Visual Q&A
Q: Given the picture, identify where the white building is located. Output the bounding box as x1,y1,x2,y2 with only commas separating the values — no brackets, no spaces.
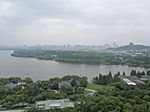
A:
123,78,136,85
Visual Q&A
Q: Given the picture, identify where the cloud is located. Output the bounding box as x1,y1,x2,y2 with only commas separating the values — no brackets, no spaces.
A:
0,0,150,45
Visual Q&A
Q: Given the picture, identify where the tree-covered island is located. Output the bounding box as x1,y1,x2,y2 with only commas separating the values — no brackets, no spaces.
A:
11,49,150,67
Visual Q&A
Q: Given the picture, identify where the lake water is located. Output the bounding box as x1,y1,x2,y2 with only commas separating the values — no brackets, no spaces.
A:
0,50,149,81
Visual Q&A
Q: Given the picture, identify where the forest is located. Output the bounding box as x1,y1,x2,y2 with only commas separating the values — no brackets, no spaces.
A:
0,70,150,112
12,49,150,67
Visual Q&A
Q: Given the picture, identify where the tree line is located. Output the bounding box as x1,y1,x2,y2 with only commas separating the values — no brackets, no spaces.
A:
12,49,150,67
130,70,150,77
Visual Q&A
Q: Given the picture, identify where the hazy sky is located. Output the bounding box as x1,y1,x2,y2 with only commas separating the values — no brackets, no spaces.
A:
0,0,150,45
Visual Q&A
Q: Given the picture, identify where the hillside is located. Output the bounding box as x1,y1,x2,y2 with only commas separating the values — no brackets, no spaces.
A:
114,43,150,51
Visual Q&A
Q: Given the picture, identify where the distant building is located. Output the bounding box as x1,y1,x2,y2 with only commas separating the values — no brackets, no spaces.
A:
112,42,119,48
17,80,26,86
123,78,136,85
36,99,74,110
128,76,145,84
58,81,71,89
129,42,134,46
140,75,150,81
132,80,145,84
12,102,29,109
0,105,7,111
4,83,18,91
0,110,24,112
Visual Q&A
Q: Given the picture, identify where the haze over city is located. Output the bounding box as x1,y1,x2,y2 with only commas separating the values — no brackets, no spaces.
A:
1,1,150,112
0,0,150,45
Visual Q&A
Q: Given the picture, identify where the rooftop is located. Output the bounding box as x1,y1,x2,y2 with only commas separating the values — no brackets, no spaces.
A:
36,99,74,110
123,78,136,85
4,83,18,90
0,110,24,112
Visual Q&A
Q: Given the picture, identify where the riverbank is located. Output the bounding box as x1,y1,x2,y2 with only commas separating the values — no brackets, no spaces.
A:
0,50,149,81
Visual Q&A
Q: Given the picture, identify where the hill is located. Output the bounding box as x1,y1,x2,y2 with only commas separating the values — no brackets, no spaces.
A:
114,43,150,51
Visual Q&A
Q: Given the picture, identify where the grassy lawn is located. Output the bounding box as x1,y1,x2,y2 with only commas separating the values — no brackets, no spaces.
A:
84,89,93,94
87,83,103,91
86,83,115,92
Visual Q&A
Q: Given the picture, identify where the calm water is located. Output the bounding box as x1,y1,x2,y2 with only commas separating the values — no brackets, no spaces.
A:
0,50,149,81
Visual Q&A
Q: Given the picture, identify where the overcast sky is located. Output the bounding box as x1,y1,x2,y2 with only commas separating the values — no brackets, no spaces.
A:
0,0,150,45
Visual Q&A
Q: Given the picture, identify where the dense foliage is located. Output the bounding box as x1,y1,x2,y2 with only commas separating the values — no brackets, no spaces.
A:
12,49,150,67
93,71,120,85
0,75,88,107
0,72,150,112
130,70,150,77
28,81,150,112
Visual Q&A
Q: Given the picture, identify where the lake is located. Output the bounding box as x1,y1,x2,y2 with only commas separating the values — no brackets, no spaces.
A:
0,50,149,81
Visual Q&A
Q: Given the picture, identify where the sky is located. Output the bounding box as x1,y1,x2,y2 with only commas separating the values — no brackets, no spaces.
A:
0,0,150,46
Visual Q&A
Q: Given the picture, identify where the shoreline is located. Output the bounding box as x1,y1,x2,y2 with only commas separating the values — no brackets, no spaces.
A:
11,54,150,68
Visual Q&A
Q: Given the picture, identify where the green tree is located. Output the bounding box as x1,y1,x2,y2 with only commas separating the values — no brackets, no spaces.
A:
0,86,5,99
130,70,136,76
147,70,150,76
60,85,74,95
123,72,126,76
123,103,133,112
80,76,88,87
24,77,33,84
